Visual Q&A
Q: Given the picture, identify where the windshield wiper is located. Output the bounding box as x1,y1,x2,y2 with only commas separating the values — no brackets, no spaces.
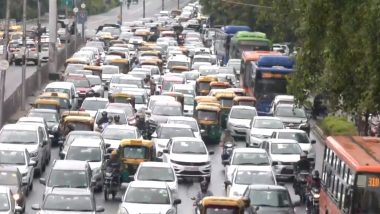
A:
254,204,276,207
88,160,101,162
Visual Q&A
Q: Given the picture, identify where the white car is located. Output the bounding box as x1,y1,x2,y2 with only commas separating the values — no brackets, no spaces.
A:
94,108,128,130
167,116,201,139
162,137,213,181
270,129,316,163
269,95,295,115
120,181,181,214
102,125,141,149
183,94,195,117
247,116,285,147
102,65,120,85
134,162,178,194
225,166,277,198
86,75,105,97
260,139,303,179
224,148,271,182
44,81,78,109
227,106,257,139
170,84,195,97
80,97,109,117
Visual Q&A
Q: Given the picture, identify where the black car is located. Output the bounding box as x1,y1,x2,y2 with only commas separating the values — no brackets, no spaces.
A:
243,184,300,214
0,166,28,213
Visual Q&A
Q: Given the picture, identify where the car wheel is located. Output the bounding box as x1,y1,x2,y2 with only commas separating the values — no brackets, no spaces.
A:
29,180,33,191
41,160,46,172
104,189,109,201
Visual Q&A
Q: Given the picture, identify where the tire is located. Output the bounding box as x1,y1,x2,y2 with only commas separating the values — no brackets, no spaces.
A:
104,189,109,201
29,180,33,191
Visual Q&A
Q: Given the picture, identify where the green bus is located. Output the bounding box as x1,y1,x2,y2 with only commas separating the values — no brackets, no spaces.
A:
229,31,272,59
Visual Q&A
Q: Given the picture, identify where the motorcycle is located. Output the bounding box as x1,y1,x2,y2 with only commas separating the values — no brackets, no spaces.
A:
221,142,235,166
103,170,120,201
294,171,310,204
191,197,201,214
307,187,320,214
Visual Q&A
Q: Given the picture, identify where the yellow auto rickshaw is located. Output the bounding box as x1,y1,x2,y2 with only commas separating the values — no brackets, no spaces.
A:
61,115,94,136
198,197,250,214
32,99,60,112
109,58,129,74
194,96,218,114
117,139,155,182
209,81,231,90
84,65,103,78
38,92,72,112
65,57,90,67
134,30,151,41
110,92,136,108
171,65,189,73
195,103,222,144
162,92,184,111
61,111,91,121
196,76,218,96
226,88,246,96
214,91,236,129
233,96,256,107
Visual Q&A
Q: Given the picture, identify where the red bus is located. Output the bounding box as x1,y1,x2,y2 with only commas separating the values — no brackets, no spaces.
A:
320,136,380,214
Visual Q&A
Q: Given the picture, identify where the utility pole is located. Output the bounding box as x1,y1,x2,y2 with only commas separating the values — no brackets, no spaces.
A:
120,0,123,25
162,0,164,10
73,7,78,50
177,0,180,10
3,0,10,60
0,60,9,128
37,0,42,89
48,0,58,80
81,3,86,41
21,0,27,111
143,0,146,18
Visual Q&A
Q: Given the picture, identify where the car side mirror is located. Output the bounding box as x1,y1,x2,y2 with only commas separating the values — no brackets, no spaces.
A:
163,148,169,154
208,150,214,155
31,204,41,210
222,160,230,165
311,140,316,144
105,143,111,148
96,206,105,212
59,152,65,159
28,160,37,167
272,161,278,166
39,178,46,185
224,180,232,186
173,198,182,205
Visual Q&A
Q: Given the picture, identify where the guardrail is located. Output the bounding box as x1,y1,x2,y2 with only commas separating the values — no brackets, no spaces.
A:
1,35,83,126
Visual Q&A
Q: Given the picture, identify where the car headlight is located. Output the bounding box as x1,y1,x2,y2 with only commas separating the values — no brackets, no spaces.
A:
166,209,175,214
251,134,263,138
13,193,20,201
299,123,309,128
118,207,129,214
29,151,38,157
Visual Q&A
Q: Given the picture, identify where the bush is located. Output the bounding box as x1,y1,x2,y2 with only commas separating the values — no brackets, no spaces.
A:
320,116,358,136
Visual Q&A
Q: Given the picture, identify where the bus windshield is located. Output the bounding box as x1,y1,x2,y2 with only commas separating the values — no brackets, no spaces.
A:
255,78,287,99
354,174,380,213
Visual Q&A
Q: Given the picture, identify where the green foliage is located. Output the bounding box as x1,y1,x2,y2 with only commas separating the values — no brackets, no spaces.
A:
320,116,357,136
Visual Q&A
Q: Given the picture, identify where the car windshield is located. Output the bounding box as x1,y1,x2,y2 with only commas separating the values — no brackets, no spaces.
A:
159,127,194,139
137,166,175,181
119,79,142,88
248,189,291,207
232,153,269,165
0,151,25,165
0,130,37,144
102,127,136,140
96,112,127,124
68,79,90,88
66,147,101,162
152,105,182,116
253,119,284,129
86,76,101,85
235,171,275,185
134,95,146,104
167,120,198,132
0,171,18,186
123,146,148,159
45,88,70,96
48,170,88,188
278,132,310,144
230,109,257,119
172,141,207,154
103,67,119,74
28,112,58,122
81,100,108,111
125,187,170,204
0,193,10,211
43,195,93,211
184,96,194,105
163,80,182,91
198,110,217,120
271,143,302,155
275,107,306,118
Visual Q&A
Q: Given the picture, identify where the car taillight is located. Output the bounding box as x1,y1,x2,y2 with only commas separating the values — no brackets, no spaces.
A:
30,48,36,51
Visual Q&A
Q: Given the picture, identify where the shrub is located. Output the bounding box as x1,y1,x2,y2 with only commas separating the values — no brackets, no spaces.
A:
320,116,358,136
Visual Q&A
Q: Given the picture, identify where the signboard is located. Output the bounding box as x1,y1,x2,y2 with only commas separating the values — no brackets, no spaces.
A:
0,60,9,71
77,11,87,24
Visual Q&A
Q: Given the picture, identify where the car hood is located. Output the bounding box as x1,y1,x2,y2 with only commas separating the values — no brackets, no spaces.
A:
170,153,209,163
104,139,121,150
271,154,300,162
255,206,294,214
150,115,171,124
121,203,172,214
251,128,279,137
84,110,97,118
39,211,94,214
228,118,250,128
229,184,248,197
277,116,306,124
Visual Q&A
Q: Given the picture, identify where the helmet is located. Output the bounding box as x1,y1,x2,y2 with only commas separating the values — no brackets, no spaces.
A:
300,152,307,159
200,180,208,192
114,115,120,122
102,111,108,117
111,150,118,159
312,170,320,179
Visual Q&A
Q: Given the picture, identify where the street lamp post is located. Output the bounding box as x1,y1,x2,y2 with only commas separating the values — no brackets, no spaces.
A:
73,7,79,50
143,0,146,18
81,3,86,41
119,0,123,25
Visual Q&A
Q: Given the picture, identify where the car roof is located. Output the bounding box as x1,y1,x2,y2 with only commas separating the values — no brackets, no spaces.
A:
274,129,307,134
154,101,181,106
268,139,299,144
159,124,192,129
49,188,92,196
254,116,282,120
46,81,74,89
70,140,102,148
18,117,45,123
233,148,267,154
0,144,27,152
236,165,273,172
53,160,89,170
139,162,172,168
129,181,168,189
68,131,101,136
2,123,39,131
104,124,137,131
171,137,203,142
247,184,287,191
167,116,196,122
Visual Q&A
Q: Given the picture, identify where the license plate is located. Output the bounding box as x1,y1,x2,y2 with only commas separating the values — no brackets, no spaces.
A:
184,166,198,171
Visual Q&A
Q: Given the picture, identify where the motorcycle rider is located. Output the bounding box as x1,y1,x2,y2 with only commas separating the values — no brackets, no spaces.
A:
97,111,109,127
306,170,321,211
293,153,312,195
113,115,121,125
144,74,156,95
195,180,213,205
220,129,235,161
106,150,123,183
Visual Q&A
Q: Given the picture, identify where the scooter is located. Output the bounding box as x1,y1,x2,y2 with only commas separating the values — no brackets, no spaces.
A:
221,142,235,166
308,187,320,214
